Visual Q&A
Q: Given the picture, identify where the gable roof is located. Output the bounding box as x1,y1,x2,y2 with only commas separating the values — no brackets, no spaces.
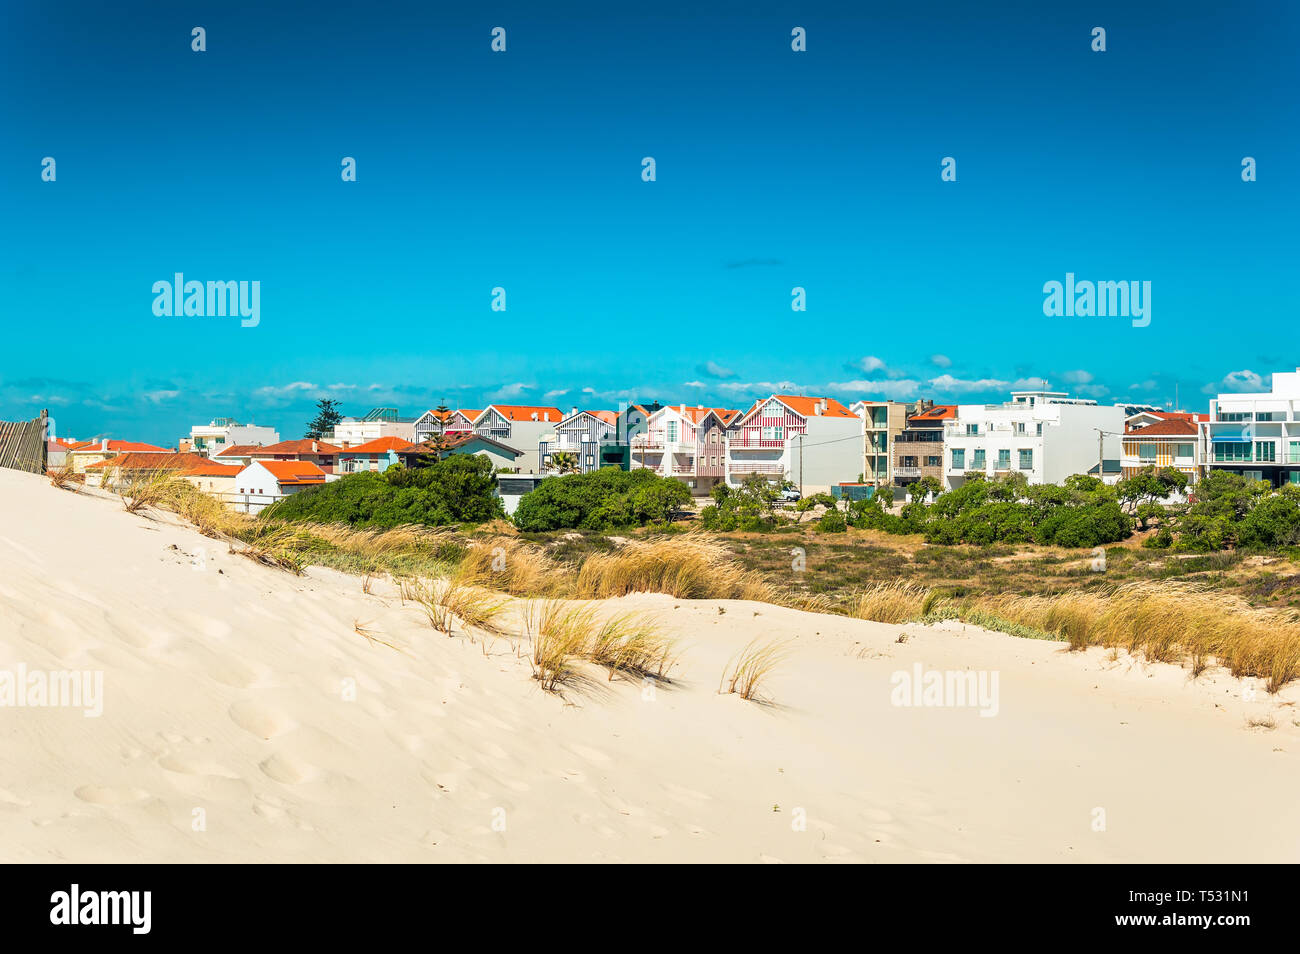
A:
86,452,207,471
1126,419,1199,436
481,405,564,423
250,439,343,456
184,462,244,477
68,440,173,454
440,432,523,457
909,404,958,422
733,395,857,428
338,437,426,455
212,444,264,459
250,460,327,485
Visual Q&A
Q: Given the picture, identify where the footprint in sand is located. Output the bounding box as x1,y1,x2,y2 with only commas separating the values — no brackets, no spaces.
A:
74,785,152,806
258,753,318,785
0,788,32,809
228,700,296,740
158,755,241,779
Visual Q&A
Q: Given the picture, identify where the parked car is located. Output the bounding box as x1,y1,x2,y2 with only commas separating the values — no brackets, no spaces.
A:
779,488,801,502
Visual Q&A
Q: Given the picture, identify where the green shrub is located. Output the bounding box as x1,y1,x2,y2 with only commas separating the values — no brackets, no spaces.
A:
512,468,691,532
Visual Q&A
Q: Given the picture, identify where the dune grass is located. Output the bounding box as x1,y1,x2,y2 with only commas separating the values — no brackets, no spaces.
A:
719,638,791,702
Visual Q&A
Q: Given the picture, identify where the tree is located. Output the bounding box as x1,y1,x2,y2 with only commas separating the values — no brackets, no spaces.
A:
908,475,943,503
306,399,343,440
551,451,580,475
420,403,455,459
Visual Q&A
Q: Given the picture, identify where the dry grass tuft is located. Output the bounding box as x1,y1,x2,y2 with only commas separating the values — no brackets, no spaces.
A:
47,464,84,492
719,638,791,702
851,582,931,625
574,536,775,602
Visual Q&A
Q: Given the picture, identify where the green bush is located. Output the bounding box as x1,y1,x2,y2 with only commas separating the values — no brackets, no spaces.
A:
263,454,504,528
512,468,691,532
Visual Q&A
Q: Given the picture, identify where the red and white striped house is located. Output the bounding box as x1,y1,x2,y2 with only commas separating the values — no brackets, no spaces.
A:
630,405,740,495
725,395,861,493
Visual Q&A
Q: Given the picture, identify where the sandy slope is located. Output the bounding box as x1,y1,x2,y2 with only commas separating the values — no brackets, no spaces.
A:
1,467,1299,863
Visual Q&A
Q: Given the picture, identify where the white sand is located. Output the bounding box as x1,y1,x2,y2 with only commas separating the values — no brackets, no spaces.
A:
2,466,1298,863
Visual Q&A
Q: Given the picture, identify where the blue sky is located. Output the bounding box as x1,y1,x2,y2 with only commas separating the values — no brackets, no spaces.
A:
2,0,1296,445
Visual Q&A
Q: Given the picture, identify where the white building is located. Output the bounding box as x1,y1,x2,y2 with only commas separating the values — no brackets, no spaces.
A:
1202,369,1300,487
724,395,861,494
943,391,1125,489
188,418,279,457
330,408,416,449
229,460,328,514
629,404,739,495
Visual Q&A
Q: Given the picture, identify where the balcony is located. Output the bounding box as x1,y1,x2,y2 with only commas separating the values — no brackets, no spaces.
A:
730,461,786,475
894,466,921,478
729,438,787,449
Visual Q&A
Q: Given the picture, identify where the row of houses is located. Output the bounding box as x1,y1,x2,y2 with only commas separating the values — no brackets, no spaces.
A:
57,368,1300,515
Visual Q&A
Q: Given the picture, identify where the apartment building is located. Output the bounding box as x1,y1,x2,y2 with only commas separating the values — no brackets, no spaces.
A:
943,390,1124,489
1201,369,1300,486
187,418,279,457
473,405,563,473
725,395,860,494
893,403,956,492
629,405,740,495
850,401,910,486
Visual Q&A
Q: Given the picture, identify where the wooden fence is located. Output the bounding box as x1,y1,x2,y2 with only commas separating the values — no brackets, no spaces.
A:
0,410,48,475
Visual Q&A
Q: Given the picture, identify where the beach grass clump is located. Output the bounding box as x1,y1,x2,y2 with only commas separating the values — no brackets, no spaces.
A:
47,464,84,492
573,536,775,602
719,638,791,702
850,581,932,625
528,601,595,692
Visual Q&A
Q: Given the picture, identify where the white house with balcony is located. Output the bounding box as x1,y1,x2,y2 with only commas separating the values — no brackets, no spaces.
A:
1201,369,1300,487
330,408,416,448
943,391,1124,489
187,418,279,457
724,395,860,494
539,409,619,474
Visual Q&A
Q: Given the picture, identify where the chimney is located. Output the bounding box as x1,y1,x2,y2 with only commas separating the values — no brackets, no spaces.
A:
570,406,578,418
101,438,108,451
311,441,318,453
531,411,538,421
820,398,829,413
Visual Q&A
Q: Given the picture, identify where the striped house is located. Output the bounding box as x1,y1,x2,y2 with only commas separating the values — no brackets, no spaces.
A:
630,405,740,494
540,409,619,474
1121,417,1202,481
473,406,563,473
413,408,482,444
725,395,860,494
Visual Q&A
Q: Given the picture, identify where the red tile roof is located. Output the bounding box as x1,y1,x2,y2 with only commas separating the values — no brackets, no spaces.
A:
770,395,857,420
483,405,564,423
1126,419,1199,436
909,404,958,421
69,440,173,453
184,462,244,477
86,452,207,471
250,439,343,456
338,437,426,455
253,460,327,485
212,444,264,459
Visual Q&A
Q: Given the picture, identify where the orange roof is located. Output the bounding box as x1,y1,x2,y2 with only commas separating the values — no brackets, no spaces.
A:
251,439,343,456
184,462,244,477
69,440,173,453
909,404,958,422
212,444,264,458
1126,419,1199,436
744,395,857,421
452,409,482,422
87,452,207,471
483,405,564,423
675,405,741,425
338,437,425,455
252,460,327,484
1146,411,1208,423
586,410,619,425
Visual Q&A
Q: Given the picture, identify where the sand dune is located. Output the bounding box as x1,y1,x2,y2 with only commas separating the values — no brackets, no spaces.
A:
1,466,1298,862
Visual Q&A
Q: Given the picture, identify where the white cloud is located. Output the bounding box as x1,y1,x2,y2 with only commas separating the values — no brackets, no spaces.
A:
855,356,887,374
255,381,317,398
929,354,952,369
717,380,800,394
703,360,736,378
1012,377,1050,390
683,380,706,388
1204,370,1269,394
544,388,569,398
494,382,534,398
928,374,1009,394
1062,369,1093,385
826,379,921,400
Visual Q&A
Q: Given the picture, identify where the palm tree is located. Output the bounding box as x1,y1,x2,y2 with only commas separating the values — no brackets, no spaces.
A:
551,451,580,475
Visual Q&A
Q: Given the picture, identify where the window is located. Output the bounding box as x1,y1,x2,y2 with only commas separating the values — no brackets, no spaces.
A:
1175,443,1194,459
773,426,785,440
1138,444,1158,461
1256,441,1276,462
996,449,1011,470
925,455,941,467
972,449,986,469
1213,442,1251,462
951,449,965,469
1014,422,1026,434
1036,423,1043,436
1018,449,1033,470
1290,441,1300,464
1257,412,1276,421
667,422,678,443
966,424,979,436
1218,412,1250,422
761,426,773,440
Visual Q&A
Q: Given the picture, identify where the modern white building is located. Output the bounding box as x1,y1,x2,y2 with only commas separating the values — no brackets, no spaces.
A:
943,391,1125,488
724,395,861,494
330,408,416,448
1201,369,1300,487
188,418,279,457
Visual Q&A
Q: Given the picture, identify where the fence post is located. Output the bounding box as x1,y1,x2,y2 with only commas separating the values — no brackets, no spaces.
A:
40,409,49,475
